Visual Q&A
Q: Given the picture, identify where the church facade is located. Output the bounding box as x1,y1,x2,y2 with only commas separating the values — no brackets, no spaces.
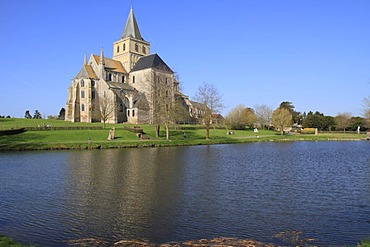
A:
65,8,202,124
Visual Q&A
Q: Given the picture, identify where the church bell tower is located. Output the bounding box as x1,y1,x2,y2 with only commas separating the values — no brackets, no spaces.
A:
113,7,150,72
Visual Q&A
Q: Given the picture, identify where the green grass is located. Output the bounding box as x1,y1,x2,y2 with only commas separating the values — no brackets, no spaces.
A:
360,239,370,247
0,118,367,151
0,235,34,247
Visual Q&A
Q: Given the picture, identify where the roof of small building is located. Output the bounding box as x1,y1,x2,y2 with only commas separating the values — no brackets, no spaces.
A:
211,113,224,119
92,55,126,74
75,65,98,79
130,54,173,73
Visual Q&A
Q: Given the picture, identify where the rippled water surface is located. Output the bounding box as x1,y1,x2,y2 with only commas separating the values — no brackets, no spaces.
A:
0,141,370,246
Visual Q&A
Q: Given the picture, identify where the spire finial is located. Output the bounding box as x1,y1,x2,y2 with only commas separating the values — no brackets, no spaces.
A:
83,53,87,65
99,47,105,65
131,0,133,9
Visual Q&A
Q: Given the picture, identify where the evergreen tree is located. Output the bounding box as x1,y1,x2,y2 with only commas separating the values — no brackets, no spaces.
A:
33,110,42,119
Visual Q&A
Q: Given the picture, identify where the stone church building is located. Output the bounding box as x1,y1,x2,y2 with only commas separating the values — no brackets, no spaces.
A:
65,7,202,124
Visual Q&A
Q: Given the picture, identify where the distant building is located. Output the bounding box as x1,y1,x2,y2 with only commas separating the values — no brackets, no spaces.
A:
211,114,224,124
65,7,201,124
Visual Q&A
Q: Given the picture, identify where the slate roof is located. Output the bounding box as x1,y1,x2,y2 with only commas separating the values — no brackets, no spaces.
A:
107,81,135,91
131,54,173,73
92,55,127,74
121,8,144,41
133,93,150,110
75,65,98,79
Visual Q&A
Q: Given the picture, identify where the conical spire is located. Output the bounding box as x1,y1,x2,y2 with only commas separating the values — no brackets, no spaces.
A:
99,47,105,65
121,8,143,40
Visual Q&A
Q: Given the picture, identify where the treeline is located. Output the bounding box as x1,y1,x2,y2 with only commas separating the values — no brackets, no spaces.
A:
224,101,369,132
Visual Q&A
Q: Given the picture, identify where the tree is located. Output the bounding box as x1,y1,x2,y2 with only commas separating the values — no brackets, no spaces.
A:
33,110,42,119
58,108,65,120
272,107,292,135
363,96,370,128
279,101,302,124
279,101,295,113
151,71,177,140
349,117,365,131
96,94,116,129
194,82,223,140
25,110,32,119
335,112,352,132
226,104,256,130
302,111,335,131
254,104,273,129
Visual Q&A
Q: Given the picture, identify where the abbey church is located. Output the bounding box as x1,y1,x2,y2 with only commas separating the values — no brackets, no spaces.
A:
65,7,202,124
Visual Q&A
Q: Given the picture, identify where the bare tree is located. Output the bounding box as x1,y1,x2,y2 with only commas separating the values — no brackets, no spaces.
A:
254,104,273,129
363,96,370,128
96,94,116,129
226,104,256,130
151,71,177,140
272,107,292,135
335,112,352,132
194,82,223,140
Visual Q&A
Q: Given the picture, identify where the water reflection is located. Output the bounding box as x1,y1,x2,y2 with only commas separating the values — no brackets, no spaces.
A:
0,142,369,246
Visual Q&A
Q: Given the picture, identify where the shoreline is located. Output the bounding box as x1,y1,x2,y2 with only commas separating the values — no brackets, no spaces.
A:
0,135,367,152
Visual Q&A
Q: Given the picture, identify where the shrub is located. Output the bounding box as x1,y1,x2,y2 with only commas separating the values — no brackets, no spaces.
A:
301,128,316,134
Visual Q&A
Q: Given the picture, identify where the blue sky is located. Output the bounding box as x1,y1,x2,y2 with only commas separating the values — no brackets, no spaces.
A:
1,0,369,118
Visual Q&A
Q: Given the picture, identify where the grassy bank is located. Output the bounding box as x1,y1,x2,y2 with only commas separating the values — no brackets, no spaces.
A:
0,118,367,151
1,233,370,247
0,235,34,247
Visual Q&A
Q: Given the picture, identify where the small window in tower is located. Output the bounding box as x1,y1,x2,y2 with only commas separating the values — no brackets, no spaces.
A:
81,104,85,111
127,110,130,117
142,46,146,54
132,76,135,83
122,76,125,83
108,73,112,81
132,110,135,117
135,43,138,52
123,43,126,51
117,45,120,53
81,90,85,98
166,90,169,97
81,80,85,87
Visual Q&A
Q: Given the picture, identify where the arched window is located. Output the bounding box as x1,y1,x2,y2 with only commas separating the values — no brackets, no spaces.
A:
135,43,138,52
123,43,126,51
142,46,146,54
81,104,85,111
132,76,135,83
81,80,85,87
117,45,120,53
81,90,85,98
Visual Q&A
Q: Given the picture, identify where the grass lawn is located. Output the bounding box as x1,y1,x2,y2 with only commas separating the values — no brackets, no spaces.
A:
0,118,367,151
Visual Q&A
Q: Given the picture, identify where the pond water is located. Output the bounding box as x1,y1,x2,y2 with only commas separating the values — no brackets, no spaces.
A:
0,141,369,246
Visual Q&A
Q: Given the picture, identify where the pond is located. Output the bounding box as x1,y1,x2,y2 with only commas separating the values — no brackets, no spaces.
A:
0,141,369,246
